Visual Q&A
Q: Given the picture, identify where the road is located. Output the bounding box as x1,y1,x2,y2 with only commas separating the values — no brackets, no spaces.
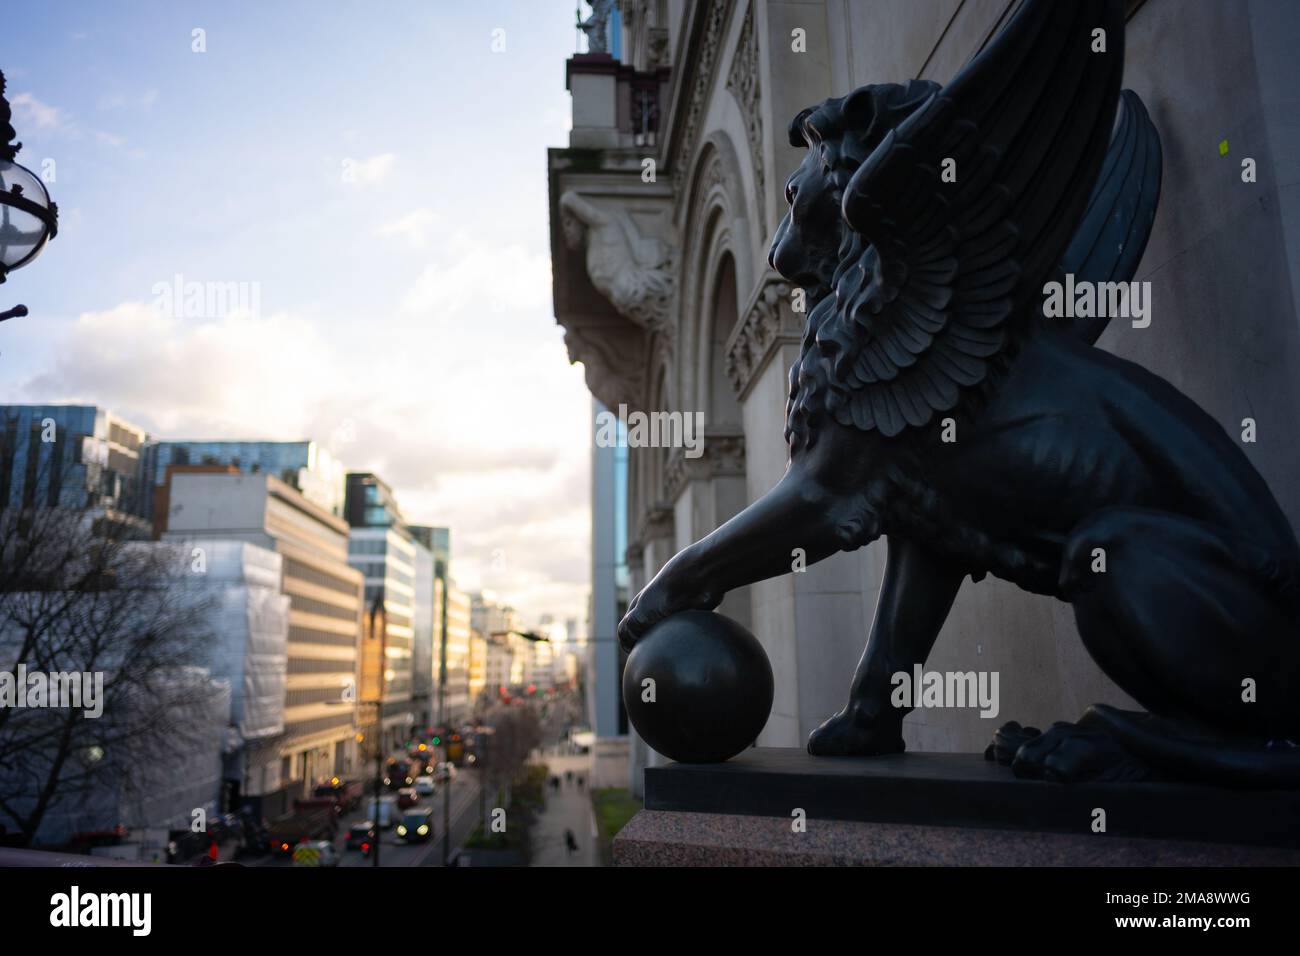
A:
253,770,482,868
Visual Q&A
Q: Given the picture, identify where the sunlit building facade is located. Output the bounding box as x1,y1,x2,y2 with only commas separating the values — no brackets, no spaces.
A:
345,473,418,750
161,470,364,814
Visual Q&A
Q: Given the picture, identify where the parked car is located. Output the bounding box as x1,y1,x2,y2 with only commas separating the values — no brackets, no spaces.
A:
365,796,398,829
291,840,339,867
396,787,420,809
345,821,377,852
414,775,436,796
394,808,434,844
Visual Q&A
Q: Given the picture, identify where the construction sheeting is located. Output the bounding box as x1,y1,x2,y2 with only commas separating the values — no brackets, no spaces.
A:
189,540,289,741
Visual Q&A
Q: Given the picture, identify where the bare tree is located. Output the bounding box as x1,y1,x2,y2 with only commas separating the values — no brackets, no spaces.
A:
480,703,542,803
0,454,224,847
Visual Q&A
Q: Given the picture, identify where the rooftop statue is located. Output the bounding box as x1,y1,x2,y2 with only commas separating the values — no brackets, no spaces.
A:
619,0,1300,785
578,0,616,56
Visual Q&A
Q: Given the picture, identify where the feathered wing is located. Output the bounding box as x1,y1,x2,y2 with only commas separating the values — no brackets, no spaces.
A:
1058,88,1163,345
814,0,1126,439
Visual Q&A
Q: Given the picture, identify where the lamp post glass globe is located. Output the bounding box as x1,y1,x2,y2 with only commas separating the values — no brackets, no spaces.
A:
0,158,56,280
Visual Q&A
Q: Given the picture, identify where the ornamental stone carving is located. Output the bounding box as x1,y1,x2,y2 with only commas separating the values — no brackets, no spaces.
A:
724,275,800,398
664,429,747,503
725,3,765,232
559,190,676,335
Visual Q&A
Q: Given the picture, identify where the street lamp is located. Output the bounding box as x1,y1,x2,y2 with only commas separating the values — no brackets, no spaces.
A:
0,69,58,322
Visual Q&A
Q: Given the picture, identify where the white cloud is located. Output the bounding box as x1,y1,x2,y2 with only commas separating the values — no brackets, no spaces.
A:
11,91,129,150
98,88,158,111
375,208,439,247
22,295,593,625
401,237,551,315
10,92,66,132
343,152,396,185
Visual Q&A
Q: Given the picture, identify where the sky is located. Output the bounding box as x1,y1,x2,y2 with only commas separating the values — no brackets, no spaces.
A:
0,1,592,627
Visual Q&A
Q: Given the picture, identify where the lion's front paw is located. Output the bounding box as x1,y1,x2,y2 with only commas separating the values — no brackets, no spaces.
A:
617,571,719,653
807,707,904,756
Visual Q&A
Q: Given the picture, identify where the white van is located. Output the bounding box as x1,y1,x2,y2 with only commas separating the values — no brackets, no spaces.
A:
365,796,398,828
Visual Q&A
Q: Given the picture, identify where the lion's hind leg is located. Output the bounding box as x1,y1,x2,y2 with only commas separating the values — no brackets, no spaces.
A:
1061,506,1299,738
1020,506,1300,783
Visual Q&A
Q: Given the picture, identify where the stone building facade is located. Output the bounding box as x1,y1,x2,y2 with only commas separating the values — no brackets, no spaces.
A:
549,0,1300,792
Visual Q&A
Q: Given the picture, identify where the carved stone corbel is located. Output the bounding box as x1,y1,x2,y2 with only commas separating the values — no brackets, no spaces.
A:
725,274,803,399
559,190,676,336
664,428,746,503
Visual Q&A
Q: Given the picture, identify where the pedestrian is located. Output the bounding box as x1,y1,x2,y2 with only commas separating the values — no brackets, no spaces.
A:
564,829,577,855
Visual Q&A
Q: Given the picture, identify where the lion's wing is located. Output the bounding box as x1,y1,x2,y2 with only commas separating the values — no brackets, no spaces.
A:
1057,89,1163,346
827,0,1125,438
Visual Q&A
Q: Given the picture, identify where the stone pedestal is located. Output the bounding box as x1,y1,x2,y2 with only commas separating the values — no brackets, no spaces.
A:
613,747,1300,866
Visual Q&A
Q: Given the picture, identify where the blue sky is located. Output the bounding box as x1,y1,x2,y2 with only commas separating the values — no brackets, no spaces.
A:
0,1,592,625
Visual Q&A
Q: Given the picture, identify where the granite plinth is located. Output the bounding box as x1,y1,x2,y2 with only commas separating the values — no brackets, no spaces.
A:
642,747,1300,850
613,810,1300,866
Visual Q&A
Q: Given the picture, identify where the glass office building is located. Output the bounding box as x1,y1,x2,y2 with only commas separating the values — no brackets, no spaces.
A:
345,473,419,748
141,440,345,519
0,404,150,517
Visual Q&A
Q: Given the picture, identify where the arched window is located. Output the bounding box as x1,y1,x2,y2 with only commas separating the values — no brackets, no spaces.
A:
707,253,741,428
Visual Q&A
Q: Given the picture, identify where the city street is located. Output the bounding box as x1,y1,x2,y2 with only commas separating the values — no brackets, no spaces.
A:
253,770,483,868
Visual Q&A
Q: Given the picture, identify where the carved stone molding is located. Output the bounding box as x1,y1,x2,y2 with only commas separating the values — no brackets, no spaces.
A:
725,3,765,232
663,428,747,503
670,0,732,187
647,27,670,69
638,504,676,545
725,274,803,399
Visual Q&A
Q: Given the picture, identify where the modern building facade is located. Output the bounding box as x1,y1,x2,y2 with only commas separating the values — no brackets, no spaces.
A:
588,399,630,744
143,440,345,520
0,404,150,525
549,0,1300,794
410,536,438,731
161,470,364,813
344,473,418,750
434,578,473,724
470,591,521,640
467,629,488,707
